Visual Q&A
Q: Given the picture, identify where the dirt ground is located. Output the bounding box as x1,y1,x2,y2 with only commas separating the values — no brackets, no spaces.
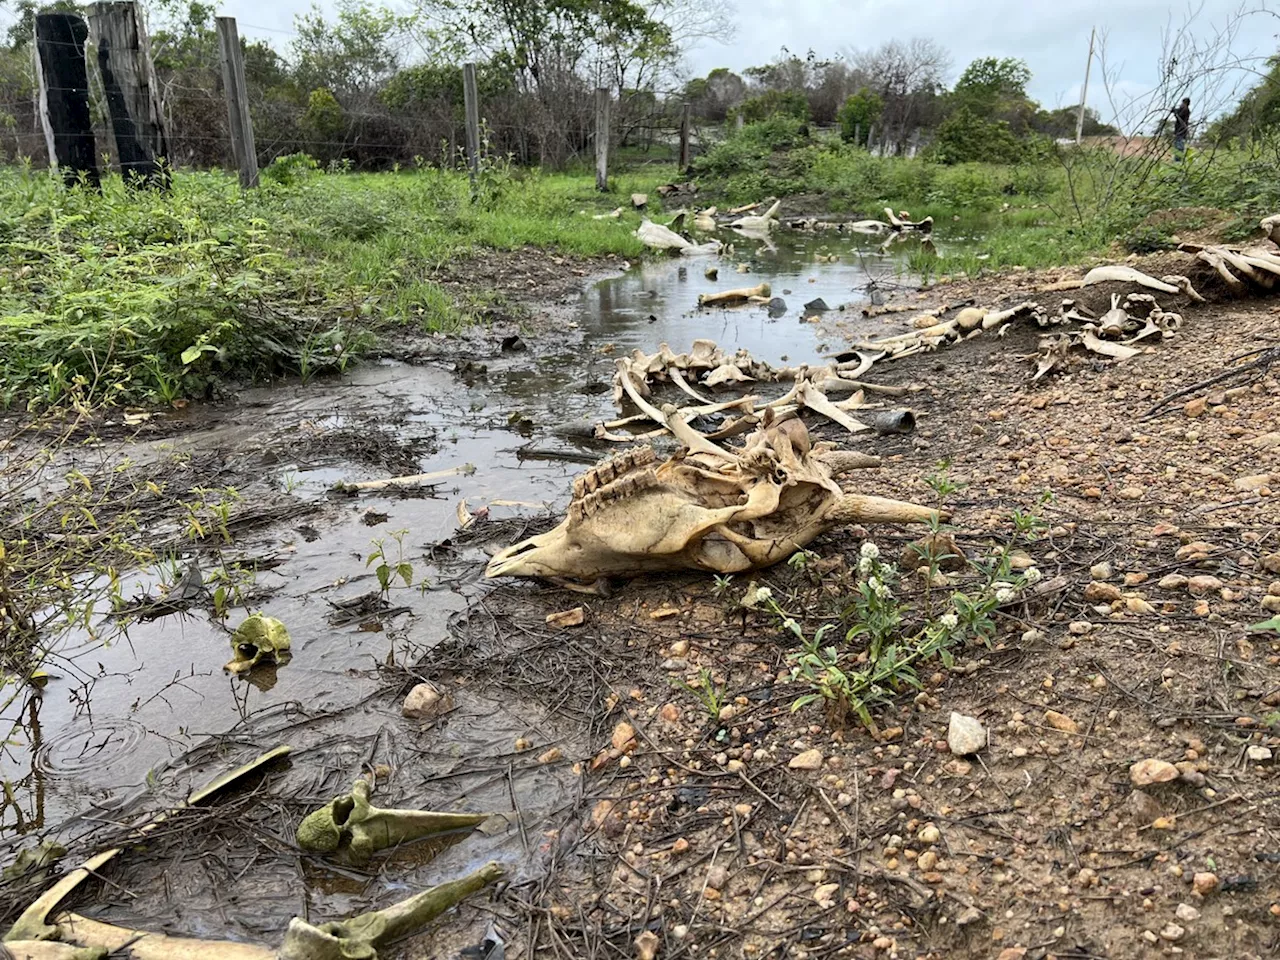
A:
426,251,1280,960
4,243,1279,960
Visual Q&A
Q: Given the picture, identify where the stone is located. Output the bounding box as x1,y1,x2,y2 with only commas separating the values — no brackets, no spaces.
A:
650,605,681,620
1175,541,1215,561
1175,903,1200,923
1262,595,1280,613
917,851,939,871
545,607,585,628
402,682,451,720
1128,790,1163,823
996,950,1027,960
1159,923,1185,942
1187,575,1223,596
537,747,563,764
1183,397,1207,417
1158,574,1189,590
1247,745,1273,762
1068,620,1093,635
1090,561,1114,580
635,931,658,960
669,639,690,656
672,838,690,854
918,824,941,844
1130,758,1179,786
706,864,728,889
1126,597,1157,615
1084,582,1122,603
814,882,840,905
612,722,637,753
947,712,986,755
956,905,983,926
1044,710,1079,734
872,937,894,951
1263,553,1280,575
1192,872,1220,896
1234,473,1276,492
1125,572,1149,586
789,748,824,770
660,703,680,722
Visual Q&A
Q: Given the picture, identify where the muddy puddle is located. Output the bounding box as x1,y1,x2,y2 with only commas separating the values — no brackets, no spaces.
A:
0,229,939,951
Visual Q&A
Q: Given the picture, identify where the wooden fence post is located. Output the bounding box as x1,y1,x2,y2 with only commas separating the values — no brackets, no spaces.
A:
34,12,99,185
595,86,610,192
463,62,480,190
87,1,169,187
678,101,691,168
216,17,258,188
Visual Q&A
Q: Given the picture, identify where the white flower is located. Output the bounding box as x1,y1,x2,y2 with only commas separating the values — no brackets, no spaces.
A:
870,577,893,599
996,587,1017,603
860,542,880,560
753,586,772,603
858,556,874,574
940,612,959,630
1023,567,1043,585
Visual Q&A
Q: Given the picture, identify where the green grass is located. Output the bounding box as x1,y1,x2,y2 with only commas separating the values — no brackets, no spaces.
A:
0,159,676,407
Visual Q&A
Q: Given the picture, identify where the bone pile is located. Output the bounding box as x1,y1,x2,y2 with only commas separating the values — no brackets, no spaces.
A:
601,339,901,445
1178,238,1280,294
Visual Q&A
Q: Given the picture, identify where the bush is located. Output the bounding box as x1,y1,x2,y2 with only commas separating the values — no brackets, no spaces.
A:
734,90,809,124
931,107,1026,165
262,152,320,187
837,88,883,145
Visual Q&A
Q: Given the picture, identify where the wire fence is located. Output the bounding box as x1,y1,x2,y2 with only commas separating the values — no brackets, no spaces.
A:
3,24,714,179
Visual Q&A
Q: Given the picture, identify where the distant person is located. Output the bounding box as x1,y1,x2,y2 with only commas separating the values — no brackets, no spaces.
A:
1171,97,1191,160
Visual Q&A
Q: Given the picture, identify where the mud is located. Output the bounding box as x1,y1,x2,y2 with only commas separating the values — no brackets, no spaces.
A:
3,229,1278,959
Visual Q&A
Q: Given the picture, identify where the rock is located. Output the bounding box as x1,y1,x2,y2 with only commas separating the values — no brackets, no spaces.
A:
814,882,840,905
803,297,830,315
789,748,824,770
1044,710,1079,733
1068,621,1093,635
1084,582,1122,603
672,837,690,854
1234,473,1276,492
1128,790,1163,823
956,905,983,926
662,658,688,671
1090,561,1114,580
1159,574,1189,590
872,937,894,951
402,682,451,720
537,747,563,764
1175,903,1200,923
767,297,788,316
1184,397,1207,417
900,532,965,572
1247,745,1273,762
1175,542,1214,562
918,824,941,844
947,712,986,755
1262,595,1280,613
1192,872,1220,896
630,193,648,208
650,605,681,620
660,703,680,722
612,722,638,753
546,607,586,628
1263,553,1280,575
706,864,728,889
917,850,939,871
670,639,690,656
1159,923,1185,942
1125,572,1149,586
996,950,1027,960
1187,575,1223,596
1130,758,1179,786
1126,597,1157,615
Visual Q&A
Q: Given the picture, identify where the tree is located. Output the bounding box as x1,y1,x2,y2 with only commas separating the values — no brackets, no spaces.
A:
292,1,410,97
849,38,949,153
736,89,809,123
838,87,883,144
950,56,1035,133
1209,55,1280,142
1032,106,1119,139
685,66,745,121
931,106,1025,164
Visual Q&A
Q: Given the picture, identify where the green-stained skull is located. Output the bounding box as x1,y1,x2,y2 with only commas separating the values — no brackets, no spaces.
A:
224,614,292,674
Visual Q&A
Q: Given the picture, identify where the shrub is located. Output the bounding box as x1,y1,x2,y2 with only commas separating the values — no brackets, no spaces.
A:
734,90,809,124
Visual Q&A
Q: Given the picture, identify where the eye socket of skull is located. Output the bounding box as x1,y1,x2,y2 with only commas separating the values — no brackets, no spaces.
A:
330,795,356,828
236,642,260,661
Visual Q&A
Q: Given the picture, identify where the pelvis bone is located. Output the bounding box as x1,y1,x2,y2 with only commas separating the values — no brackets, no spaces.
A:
486,416,940,584
297,779,491,865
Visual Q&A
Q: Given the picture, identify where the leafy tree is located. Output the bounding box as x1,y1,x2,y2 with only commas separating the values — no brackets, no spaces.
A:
950,56,1035,133
931,106,1025,164
292,1,410,96
1031,106,1119,139
849,38,949,153
735,89,809,123
1210,55,1280,142
838,87,883,144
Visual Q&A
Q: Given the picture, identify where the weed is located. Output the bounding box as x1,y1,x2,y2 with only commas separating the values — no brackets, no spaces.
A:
675,667,729,724
367,529,415,599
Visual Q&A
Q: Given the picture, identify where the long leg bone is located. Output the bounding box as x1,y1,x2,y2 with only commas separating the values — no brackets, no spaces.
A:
798,382,872,434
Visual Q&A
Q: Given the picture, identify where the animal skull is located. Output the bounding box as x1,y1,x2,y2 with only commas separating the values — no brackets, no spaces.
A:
297,779,490,865
485,416,940,585
224,614,291,674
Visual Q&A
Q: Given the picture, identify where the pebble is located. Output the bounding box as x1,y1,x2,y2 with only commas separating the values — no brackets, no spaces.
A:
1129,790,1163,822
1084,581,1122,603
672,838,690,854
402,682,451,720
947,712,987,755
1130,758,1179,786
659,703,680,722
814,882,840,905
670,639,690,656
611,722,637,753
1175,903,1200,923
872,937,894,951
918,824,941,844
673,924,689,940
1090,561,1114,580
1159,574,1189,590
662,658,688,671
1159,922,1185,942
537,747,563,764
1044,710,1079,733
917,851,939,871
706,865,728,889
1127,597,1157,615
1247,745,1273,762
1192,872,1220,897
789,748,824,770
1068,620,1093,635
1187,575,1224,596
1184,397,1207,417
1263,553,1280,574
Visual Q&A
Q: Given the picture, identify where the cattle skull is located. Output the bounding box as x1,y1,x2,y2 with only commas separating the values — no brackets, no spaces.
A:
485,416,940,586
297,778,491,865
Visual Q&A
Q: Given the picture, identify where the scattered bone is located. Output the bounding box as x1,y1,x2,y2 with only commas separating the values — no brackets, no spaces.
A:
1081,329,1141,361
699,283,771,307
1082,264,1181,293
630,193,647,209
592,207,622,220
731,200,781,232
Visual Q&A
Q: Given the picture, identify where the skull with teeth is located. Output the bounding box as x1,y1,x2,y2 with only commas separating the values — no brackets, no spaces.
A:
486,415,941,587
224,614,292,675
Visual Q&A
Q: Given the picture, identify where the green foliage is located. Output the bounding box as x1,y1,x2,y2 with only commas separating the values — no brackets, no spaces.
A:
367,529,415,598
734,89,810,124
1210,55,1280,142
262,152,321,186
675,667,728,723
950,56,1035,133
838,88,883,144
1122,224,1175,254
931,107,1028,165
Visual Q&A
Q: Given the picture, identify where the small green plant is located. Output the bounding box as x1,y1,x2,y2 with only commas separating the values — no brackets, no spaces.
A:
924,459,964,503
182,486,239,543
367,529,415,599
787,548,820,571
711,574,735,600
675,667,728,723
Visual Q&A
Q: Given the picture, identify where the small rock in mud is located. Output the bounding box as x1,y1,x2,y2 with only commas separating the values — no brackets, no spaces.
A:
537,747,563,764
403,682,451,720
1044,710,1079,733
789,748,824,770
947,712,986,756
1263,553,1280,574
1192,872,1220,896
612,722,637,753
900,532,965,572
1084,581,1122,603
1159,923,1185,942
1130,758,1179,786
1159,573,1189,590
803,297,830,315
1176,903,1200,923
1090,561,1114,580
1247,745,1273,762
1128,790,1164,823
501,335,527,353
767,297,788,317
1187,575,1224,596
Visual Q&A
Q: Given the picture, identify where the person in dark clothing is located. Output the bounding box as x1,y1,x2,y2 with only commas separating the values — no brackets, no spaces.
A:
1171,97,1191,160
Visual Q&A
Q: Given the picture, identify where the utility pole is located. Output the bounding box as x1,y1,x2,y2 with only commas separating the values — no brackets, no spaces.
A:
1075,26,1096,145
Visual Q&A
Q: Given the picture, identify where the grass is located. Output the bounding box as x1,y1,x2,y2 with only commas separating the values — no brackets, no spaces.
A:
0,158,676,407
